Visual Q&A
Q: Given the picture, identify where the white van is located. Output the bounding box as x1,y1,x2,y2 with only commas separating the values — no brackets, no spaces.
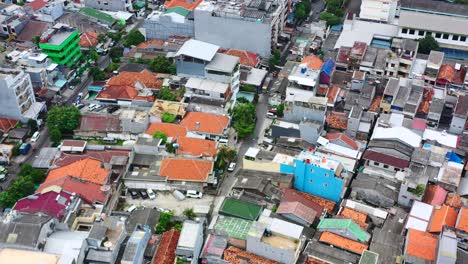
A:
147,189,156,200
31,131,40,143
127,205,137,213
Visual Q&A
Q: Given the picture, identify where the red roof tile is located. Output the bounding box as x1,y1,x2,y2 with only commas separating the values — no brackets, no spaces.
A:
453,68,467,86
445,193,463,209
219,48,259,68
282,188,335,213
78,32,99,48
423,185,447,206
137,40,165,49
78,115,121,132
316,86,328,97
36,175,109,204
152,229,180,264
428,205,457,233
337,47,351,64
46,158,109,185
26,0,47,11
339,208,367,229
145,123,187,138
417,88,434,115
323,132,359,150
13,190,72,220
62,140,87,148
159,158,213,182
0,117,18,132
180,112,230,135
277,201,317,224
53,149,130,167
107,70,163,90
351,42,367,56
306,257,329,264
97,85,156,102
319,232,368,254
177,137,217,157
223,246,279,264
302,56,324,70
327,86,340,105
326,111,348,130
362,149,410,169
456,207,468,232
368,96,382,113
405,229,438,261
436,64,455,84
164,0,202,10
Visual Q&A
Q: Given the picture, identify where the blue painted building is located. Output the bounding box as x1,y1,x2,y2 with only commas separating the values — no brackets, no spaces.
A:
284,150,348,203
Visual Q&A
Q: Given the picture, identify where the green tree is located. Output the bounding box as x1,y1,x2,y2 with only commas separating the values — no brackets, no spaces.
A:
319,12,341,26
157,87,177,101
18,164,45,184
28,119,37,133
89,49,99,61
276,103,285,117
123,30,145,47
47,106,81,134
162,112,176,123
152,131,168,143
89,67,106,81
50,128,62,146
232,102,256,139
155,211,174,234
216,147,237,168
166,142,175,153
97,33,107,43
418,35,440,55
149,56,176,74
109,47,123,60
183,208,196,220
107,32,122,42
0,191,16,208
294,3,307,20
32,36,40,46
240,84,256,93
269,49,281,69
105,62,119,73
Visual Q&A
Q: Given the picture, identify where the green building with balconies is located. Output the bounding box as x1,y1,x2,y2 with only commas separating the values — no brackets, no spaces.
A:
39,24,82,67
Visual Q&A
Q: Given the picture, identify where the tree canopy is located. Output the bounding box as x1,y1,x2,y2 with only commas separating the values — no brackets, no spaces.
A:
149,56,176,74
89,67,107,81
232,101,256,139
319,12,341,26
49,128,62,146
294,0,311,21
123,30,145,47
162,112,176,123
276,103,285,117
269,49,281,69
47,106,81,134
157,87,177,101
418,35,440,55
0,164,45,208
152,131,168,143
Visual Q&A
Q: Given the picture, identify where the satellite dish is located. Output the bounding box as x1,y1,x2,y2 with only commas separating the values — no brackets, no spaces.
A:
100,185,111,192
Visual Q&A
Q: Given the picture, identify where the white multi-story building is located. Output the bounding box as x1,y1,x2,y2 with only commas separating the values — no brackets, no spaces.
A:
359,0,397,23
0,68,45,121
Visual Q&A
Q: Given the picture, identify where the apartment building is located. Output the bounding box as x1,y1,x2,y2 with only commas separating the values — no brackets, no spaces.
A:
0,68,45,121
194,0,287,57
144,8,194,40
39,23,81,67
84,0,132,12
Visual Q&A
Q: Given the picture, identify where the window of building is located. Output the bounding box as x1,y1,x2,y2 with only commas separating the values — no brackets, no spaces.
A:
435,33,442,38
453,35,460,41
402,195,408,199
374,162,380,166
323,183,328,188
443,34,449,39
409,29,415,35
325,173,329,177
426,31,432,36
418,30,424,36
461,36,467,42
383,165,389,169
391,63,395,67
395,168,400,172
402,28,408,34
309,179,313,183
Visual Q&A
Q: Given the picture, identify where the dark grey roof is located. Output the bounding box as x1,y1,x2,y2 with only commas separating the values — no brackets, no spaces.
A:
0,214,53,248
125,208,160,234
368,139,414,158
384,78,400,96
400,0,468,17
393,85,411,109
132,153,158,166
362,47,378,65
236,169,294,184
88,225,107,240
119,63,149,72
271,124,301,139
351,173,400,208
299,239,360,264
8,127,29,139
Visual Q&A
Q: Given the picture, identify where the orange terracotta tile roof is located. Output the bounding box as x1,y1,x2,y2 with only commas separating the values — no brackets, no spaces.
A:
180,112,230,135
45,158,109,185
327,86,340,105
427,205,457,233
417,88,434,114
445,193,463,209
369,96,382,113
137,40,165,49
107,70,162,90
323,133,359,150
219,48,259,68
223,246,279,264
145,123,188,138
326,111,348,130
282,188,336,213
97,85,156,102
316,86,328,97
0,117,18,132
405,229,438,261
159,158,213,182
319,232,368,255
437,64,455,83
79,32,99,48
302,56,324,70
339,208,367,229
153,229,180,264
176,137,217,157
164,0,202,10
423,185,448,206
306,257,329,264
456,207,468,232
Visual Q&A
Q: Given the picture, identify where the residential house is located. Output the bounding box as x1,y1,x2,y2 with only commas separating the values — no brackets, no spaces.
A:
152,229,180,264
404,229,438,263
233,169,293,198
359,0,397,22
422,184,448,206
96,85,156,104
449,95,468,135
145,122,188,140
39,24,81,67
386,38,418,78
78,31,99,49
424,51,444,85
323,133,359,151
318,231,369,255
404,201,434,232
219,197,263,221
149,100,187,123
270,119,324,145
120,109,150,135
242,147,295,174
350,172,400,208
219,48,260,69
335,47,352,72
176,136,217,159
381,78,400,113
107,69,163,91
84,0,132,12
317,218,370,243
0,248,63,263
125,37,190,59
180,112,230,140
349,42,367,69
403,80,424,118
283,95,327,123
436,64,456,86
144,8,195,40
436,229,457,264
300,239,360,264
74,114,122,139
223,246,279,264
176,221,204,264
427,205,457,233
287,56,323,99
42,230,88,264
277,201,317,226
427,94,445,128
184,77,231,103
31,1,64,22
282,188,336,216
84,216,127,264
122,225,152,264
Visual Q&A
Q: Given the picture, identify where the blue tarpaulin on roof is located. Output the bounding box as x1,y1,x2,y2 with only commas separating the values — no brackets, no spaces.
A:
321,58,335,75
446,151,463,164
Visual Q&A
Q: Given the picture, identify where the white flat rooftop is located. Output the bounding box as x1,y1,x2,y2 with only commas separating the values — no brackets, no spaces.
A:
334,18,398,49
176,39,219,61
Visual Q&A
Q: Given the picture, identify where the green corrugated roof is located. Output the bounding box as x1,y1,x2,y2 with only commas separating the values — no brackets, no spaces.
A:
317,218,370,242
80,7,116,25
165,6,191,17
359,250,379,264
220,198,263,221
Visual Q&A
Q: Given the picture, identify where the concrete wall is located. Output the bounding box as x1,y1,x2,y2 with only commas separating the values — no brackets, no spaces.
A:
145,16,194,40
246,235,296,264
298,123,321,144
84,0,128,12
399,27,468,50
346,116,360,138
449,116,465,135
0,71,35,121
194,9,272,57
176,58,206,77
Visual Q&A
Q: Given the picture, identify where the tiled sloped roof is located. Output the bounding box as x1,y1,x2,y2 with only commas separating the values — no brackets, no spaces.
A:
107,70,162,90
327,86,341,105
428,205,457,233
159,158,213,182
0,117,18,132
317,218,370,243
26,0,47,11
436,64,455,83
180,112,230,135
36,175,109,204
326,111,348,130
152,229,180,264
176,137,217,157
445,193,463,209
369,96,382,112
282,188,335,213
145,123,187,138
223,246,279,264
319,232,368,255
13,190,72,220
96,85,155,102
219,48,259,68
423,185,447,206
53,149,130,167
46,158,109,185
277,201,317,224
339,208,367,229
78,32,99,48
405,229,438,261
302,56,324,70
137,40,165,49
362,149,410,168
456,207,468,232
16,20,49,42
78,115,121,133
323,133,359,150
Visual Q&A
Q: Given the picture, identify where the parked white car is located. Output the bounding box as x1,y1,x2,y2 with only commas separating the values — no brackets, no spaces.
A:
186,190,203,199
227,162,236,172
